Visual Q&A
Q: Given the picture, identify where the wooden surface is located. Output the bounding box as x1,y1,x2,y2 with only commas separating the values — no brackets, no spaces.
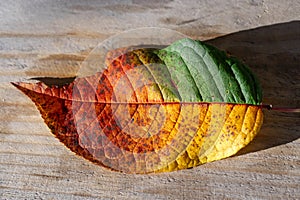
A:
1,1,300,199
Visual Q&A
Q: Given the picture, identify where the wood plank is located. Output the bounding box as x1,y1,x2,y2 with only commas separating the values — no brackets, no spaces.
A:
0,1,299,199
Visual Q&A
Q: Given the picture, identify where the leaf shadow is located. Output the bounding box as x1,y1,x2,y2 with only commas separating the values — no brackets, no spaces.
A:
206,21,300,155
19,21,300,159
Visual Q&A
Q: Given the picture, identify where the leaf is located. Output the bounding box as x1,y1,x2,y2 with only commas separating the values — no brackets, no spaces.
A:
12,39,263,173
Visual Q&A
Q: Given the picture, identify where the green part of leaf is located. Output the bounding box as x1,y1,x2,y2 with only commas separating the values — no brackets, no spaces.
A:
132,50,181,102
156,38,262,105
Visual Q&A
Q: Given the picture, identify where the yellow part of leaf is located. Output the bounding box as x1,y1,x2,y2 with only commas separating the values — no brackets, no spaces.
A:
156,104,263,173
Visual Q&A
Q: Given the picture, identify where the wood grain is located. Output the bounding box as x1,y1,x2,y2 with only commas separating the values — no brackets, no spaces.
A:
0,1,299,199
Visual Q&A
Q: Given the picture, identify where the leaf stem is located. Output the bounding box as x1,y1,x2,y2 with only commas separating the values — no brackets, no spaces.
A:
262,104,300,112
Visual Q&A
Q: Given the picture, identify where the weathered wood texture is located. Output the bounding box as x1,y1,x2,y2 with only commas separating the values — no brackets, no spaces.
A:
0,1,299,199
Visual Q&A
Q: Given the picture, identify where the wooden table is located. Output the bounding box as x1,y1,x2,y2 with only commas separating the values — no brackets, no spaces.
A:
1,1,299,199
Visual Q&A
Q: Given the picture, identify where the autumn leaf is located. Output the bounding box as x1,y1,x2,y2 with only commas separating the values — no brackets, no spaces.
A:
12,38,263,173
